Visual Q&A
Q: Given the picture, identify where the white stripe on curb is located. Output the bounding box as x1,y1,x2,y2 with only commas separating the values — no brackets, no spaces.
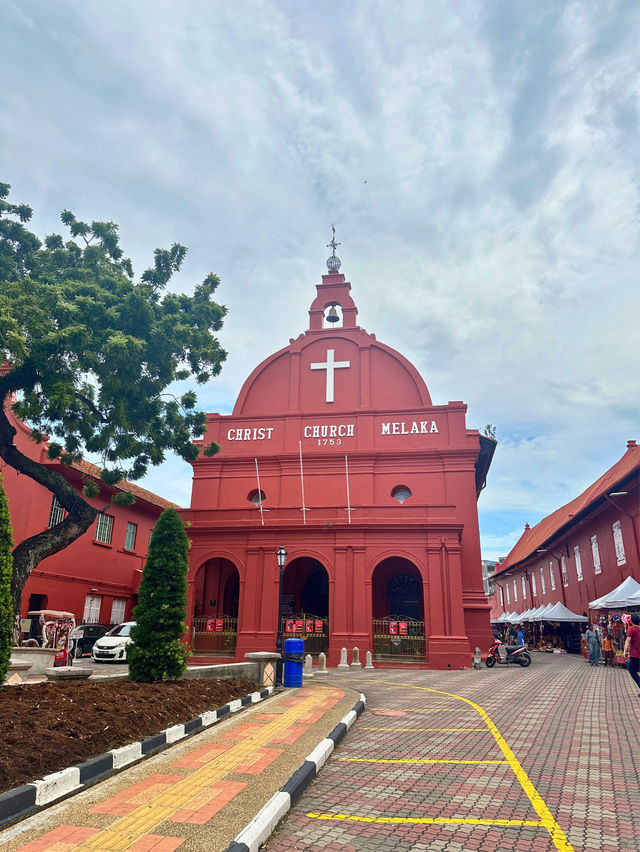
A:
33,768,81,806
234,790,291,852
305,738,334,771
163,724,185,743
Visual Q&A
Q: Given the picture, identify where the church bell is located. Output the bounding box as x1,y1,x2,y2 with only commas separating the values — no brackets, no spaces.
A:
325,306,339,323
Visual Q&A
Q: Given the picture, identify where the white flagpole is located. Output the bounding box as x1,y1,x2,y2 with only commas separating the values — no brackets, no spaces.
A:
299,440,307,525
345,454,352,524
254,458,264,526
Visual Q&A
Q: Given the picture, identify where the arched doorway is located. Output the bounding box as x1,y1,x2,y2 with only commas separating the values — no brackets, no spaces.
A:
281,557,329,655
371,557,426,662
192,557,240,656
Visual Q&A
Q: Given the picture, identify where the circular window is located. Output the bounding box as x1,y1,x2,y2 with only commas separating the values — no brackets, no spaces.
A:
391,485,412,504
248,489,266,506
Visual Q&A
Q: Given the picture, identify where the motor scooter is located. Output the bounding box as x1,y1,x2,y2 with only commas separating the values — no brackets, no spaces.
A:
485,638,531,667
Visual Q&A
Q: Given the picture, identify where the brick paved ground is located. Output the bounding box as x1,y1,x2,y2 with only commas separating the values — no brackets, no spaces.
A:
266,653,640,852
0,684,357,852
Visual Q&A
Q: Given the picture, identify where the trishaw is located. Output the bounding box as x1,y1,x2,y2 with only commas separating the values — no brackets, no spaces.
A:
27,610,76,667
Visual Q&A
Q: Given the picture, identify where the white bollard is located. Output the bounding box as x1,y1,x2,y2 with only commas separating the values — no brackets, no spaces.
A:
365,650,374,669
351,646,362,669
337,647,350,671
303,653,314,678
315,652,329,675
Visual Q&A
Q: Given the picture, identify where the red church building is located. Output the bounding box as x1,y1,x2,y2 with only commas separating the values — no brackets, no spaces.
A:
183,244,495,669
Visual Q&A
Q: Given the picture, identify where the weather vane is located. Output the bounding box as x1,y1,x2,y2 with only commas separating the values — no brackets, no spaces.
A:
326,224,341,272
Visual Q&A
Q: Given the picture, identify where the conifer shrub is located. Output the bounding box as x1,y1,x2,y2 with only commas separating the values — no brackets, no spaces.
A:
128,508,189,682
0,473,14,686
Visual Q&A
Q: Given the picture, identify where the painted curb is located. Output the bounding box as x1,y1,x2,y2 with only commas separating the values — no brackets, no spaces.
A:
0,686,273,829
224,692,366,852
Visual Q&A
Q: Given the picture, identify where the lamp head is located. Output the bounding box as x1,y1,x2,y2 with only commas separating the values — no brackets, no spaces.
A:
276,545,287,569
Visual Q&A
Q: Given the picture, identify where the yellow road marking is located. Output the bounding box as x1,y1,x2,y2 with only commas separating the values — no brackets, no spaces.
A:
73,688,336,850
372,681,574,851
307,813,544,827
339,757,506,765
362,727,487,732
375,707,477,712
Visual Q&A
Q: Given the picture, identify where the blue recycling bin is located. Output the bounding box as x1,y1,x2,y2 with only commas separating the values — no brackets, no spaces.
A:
283,637,304,688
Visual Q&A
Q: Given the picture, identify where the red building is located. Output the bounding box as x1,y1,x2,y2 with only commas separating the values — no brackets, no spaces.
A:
489,441,640,623
183,253,495,669
4,406,175,629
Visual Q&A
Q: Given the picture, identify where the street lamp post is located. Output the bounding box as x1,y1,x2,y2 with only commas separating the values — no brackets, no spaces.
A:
275,545,287,686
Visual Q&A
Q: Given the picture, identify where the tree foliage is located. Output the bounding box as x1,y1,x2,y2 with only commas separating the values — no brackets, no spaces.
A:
0,183,227,615
0,473,14,683
128,508,189,682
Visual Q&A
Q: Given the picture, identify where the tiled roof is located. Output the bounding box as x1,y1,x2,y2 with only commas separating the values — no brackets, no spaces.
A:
65,457,179,510
497,442,639,574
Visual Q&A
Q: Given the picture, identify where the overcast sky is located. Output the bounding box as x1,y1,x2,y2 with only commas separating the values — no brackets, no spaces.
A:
2,1,638,561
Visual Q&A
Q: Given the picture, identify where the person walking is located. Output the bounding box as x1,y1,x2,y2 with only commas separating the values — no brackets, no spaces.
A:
585,624,601,666
516,625,525,646
601,631,614,667
623,613,640,694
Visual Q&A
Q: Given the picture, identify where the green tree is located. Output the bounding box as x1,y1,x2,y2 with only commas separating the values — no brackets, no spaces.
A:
128,508,189,682
0,183,225,620
0,473,14,682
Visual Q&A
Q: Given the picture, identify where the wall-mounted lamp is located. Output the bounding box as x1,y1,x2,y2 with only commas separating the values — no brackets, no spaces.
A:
608,491,628,497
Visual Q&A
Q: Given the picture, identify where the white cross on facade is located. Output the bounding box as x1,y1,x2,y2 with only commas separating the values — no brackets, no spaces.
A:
310,349,350,403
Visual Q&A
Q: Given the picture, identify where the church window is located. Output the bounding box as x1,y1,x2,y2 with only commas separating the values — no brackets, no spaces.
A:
531,572,537,596
513,579,518,602
561,557,568,587
549,562,556,590
248,489,266,506
95,512,114,545
521,576,527,598
391,485,412,504
574,546,583,581
591,535,601,574
48,495,65,528
612,521,626,565
540,565,546,595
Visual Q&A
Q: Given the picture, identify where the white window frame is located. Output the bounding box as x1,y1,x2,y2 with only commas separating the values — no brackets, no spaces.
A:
521,576,527,599
591,534,601,574
561,557,568,587
513,579,518,602
506,585,510,605
574,546,583,581
499,586,504,607
83,594,102,623
531,572,537,596
110,598,126,624
549,561,556,591
612,521,626,566
540,565,546,595
95,513,114,545
124,521,137,551
48,495,65,528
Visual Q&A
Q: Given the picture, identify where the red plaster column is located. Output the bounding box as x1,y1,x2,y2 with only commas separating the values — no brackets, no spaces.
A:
426,536,471,669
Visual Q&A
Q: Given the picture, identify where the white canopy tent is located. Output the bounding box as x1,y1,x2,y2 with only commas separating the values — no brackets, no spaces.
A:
542,602,588,623
627,588,640,606
589,576,640,609
532,603,557,621
523,605,546,621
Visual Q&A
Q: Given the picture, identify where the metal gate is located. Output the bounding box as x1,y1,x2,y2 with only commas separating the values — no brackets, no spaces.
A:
373,616,426,662
192,616,237,656
281,613,328,655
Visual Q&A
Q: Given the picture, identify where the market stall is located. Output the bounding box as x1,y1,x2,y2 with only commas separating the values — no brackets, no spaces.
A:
588,576,640,666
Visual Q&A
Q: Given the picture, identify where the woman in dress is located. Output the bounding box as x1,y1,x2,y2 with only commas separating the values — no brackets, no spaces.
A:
585,624,601,666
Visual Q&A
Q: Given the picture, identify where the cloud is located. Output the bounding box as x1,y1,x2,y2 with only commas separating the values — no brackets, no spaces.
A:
1,0,638,561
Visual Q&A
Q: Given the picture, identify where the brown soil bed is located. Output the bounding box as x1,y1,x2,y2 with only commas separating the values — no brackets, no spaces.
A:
0,677,258,793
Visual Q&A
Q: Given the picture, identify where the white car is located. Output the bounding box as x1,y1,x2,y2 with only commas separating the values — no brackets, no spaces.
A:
91,621,136,662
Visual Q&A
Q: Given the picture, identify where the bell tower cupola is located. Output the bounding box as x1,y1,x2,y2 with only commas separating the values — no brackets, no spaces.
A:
308,225,359,331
